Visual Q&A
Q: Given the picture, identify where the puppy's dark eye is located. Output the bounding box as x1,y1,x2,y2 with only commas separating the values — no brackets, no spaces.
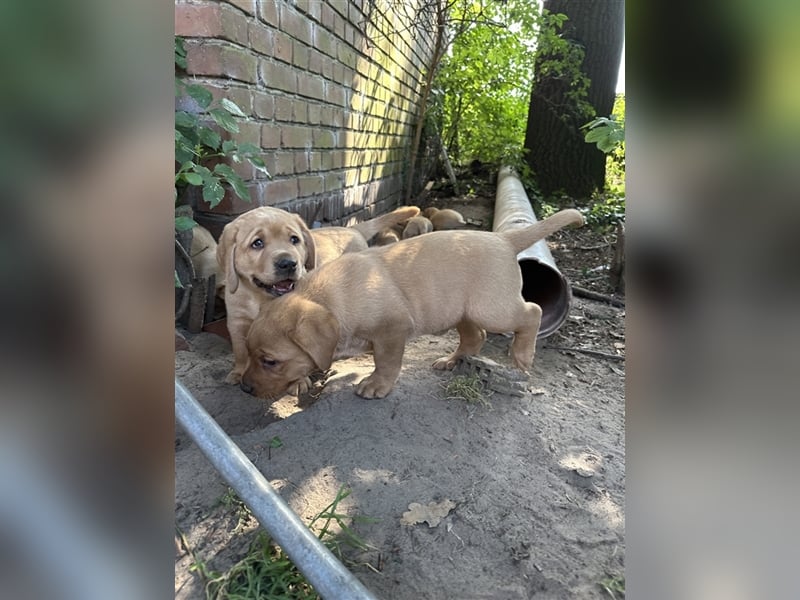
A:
261,357,278,368
289,235,300,245
251,238,264,249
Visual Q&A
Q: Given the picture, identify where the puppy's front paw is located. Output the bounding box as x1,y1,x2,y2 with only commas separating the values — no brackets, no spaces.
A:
287,377,312,396
354,375,395,399
432,356,458,370
225,369,244,385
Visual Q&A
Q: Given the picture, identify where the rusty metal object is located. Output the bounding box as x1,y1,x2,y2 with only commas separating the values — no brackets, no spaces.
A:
494,166,574,337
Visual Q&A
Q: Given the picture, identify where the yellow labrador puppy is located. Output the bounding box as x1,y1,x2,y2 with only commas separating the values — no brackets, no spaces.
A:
241,209,584,400
422,207,466,230
401,215,434,239
217,205,420,384
189,224,223,294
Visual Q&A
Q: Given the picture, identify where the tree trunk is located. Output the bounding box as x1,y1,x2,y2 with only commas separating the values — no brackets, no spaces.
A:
523,0,624,199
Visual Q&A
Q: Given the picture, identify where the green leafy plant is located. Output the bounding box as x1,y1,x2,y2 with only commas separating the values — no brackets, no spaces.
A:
196,486,374,600
583,116,624,153
174,38,268,220
581,94,625,230
174,37,269,289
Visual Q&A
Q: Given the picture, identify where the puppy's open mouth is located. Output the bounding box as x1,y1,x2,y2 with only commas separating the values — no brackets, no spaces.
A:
253,277,295,297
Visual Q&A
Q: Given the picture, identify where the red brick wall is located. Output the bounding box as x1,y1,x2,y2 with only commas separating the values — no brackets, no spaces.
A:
176,0,437,232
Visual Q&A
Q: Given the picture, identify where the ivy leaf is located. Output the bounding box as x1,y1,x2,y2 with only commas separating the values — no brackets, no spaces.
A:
215,164,250,201
220,97,246,117
175,111,198,130
184,84,213,110
221,140,237,154
182,172,204,186
197,126,221,150
249,156,270,176
175,215,197,231
236,142,262,155
209,108,239,133
202,177,225,207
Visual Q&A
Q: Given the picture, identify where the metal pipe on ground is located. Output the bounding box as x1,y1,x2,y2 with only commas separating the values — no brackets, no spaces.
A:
494,166,574,337
175,379,379,600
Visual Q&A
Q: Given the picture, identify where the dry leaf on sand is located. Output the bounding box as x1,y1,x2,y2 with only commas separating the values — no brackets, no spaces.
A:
401,499,456,527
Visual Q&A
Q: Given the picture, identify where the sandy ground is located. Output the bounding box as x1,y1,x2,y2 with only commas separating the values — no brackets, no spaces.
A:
175,192,625,599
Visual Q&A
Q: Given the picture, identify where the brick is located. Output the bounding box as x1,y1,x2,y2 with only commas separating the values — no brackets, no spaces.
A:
307,103,322,124
263,178,298,206
249,22,273,55
175,3,221,37
221,45,258,83
273,152,295,176
226,0,255,15
220,4,249,44
325,172,344,192
333,12,346,40
298,73,325,101
186,42,223,77
308,49,324,75
253,91,274,119
293,101,308,122
274,31,293,63
320,3,335,31
292,41,309,69
280,4,313,46
309,152,323,170
315,27,336,58
274,96,293,121
327,83,345,107
260,60,296,93
258,0,279,26
281,125,313,149
313,129,336,149
329,0,348,19
298,175,324,197
261,124,281,149
294,151,309,174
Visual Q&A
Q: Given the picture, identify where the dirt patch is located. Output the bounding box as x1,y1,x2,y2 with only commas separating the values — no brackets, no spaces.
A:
175,181,625,599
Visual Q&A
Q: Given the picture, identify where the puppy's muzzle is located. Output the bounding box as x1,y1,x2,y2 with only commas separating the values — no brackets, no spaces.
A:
239,379,255,395
274,255,297,276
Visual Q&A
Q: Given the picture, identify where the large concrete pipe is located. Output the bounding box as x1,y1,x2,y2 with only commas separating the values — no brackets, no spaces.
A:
494,166,574,337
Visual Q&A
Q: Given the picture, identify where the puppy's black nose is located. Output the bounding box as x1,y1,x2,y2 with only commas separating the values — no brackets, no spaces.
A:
275,256,297,272
240,380,254,395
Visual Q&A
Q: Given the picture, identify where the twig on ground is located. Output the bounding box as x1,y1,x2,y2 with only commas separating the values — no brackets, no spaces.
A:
545,345,626,362
572,285,625,307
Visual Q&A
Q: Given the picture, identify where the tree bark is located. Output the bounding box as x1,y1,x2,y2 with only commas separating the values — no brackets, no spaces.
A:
523,0,624,198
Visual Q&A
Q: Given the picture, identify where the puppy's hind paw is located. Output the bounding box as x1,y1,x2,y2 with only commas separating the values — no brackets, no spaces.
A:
431,356,458,371
225,369,244,385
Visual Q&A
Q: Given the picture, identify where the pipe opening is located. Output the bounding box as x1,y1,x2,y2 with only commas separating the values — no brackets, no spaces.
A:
519,259,571,338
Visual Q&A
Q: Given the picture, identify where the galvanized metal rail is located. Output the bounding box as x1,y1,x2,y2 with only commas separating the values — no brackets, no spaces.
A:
175,379,378,600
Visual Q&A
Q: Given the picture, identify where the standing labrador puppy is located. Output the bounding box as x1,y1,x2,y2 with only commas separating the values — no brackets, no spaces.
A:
217,205,420,384
241,209,584,400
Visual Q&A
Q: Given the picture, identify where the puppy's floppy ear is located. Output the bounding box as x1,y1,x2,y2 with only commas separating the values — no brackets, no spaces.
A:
217,221,240,293
288,304,339,371
294,214,317,272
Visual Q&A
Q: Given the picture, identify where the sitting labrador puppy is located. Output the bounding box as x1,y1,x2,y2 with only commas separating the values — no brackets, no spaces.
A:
241,209,584,400
189,224,223,295
217,205,419,384
422,207,466,230
401,215,434,239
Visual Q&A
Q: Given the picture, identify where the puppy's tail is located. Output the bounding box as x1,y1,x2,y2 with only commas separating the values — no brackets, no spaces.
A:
500,209,585,254
350,205,421,240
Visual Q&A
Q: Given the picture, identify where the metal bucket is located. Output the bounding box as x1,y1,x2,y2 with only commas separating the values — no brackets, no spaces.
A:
494,166,573,337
